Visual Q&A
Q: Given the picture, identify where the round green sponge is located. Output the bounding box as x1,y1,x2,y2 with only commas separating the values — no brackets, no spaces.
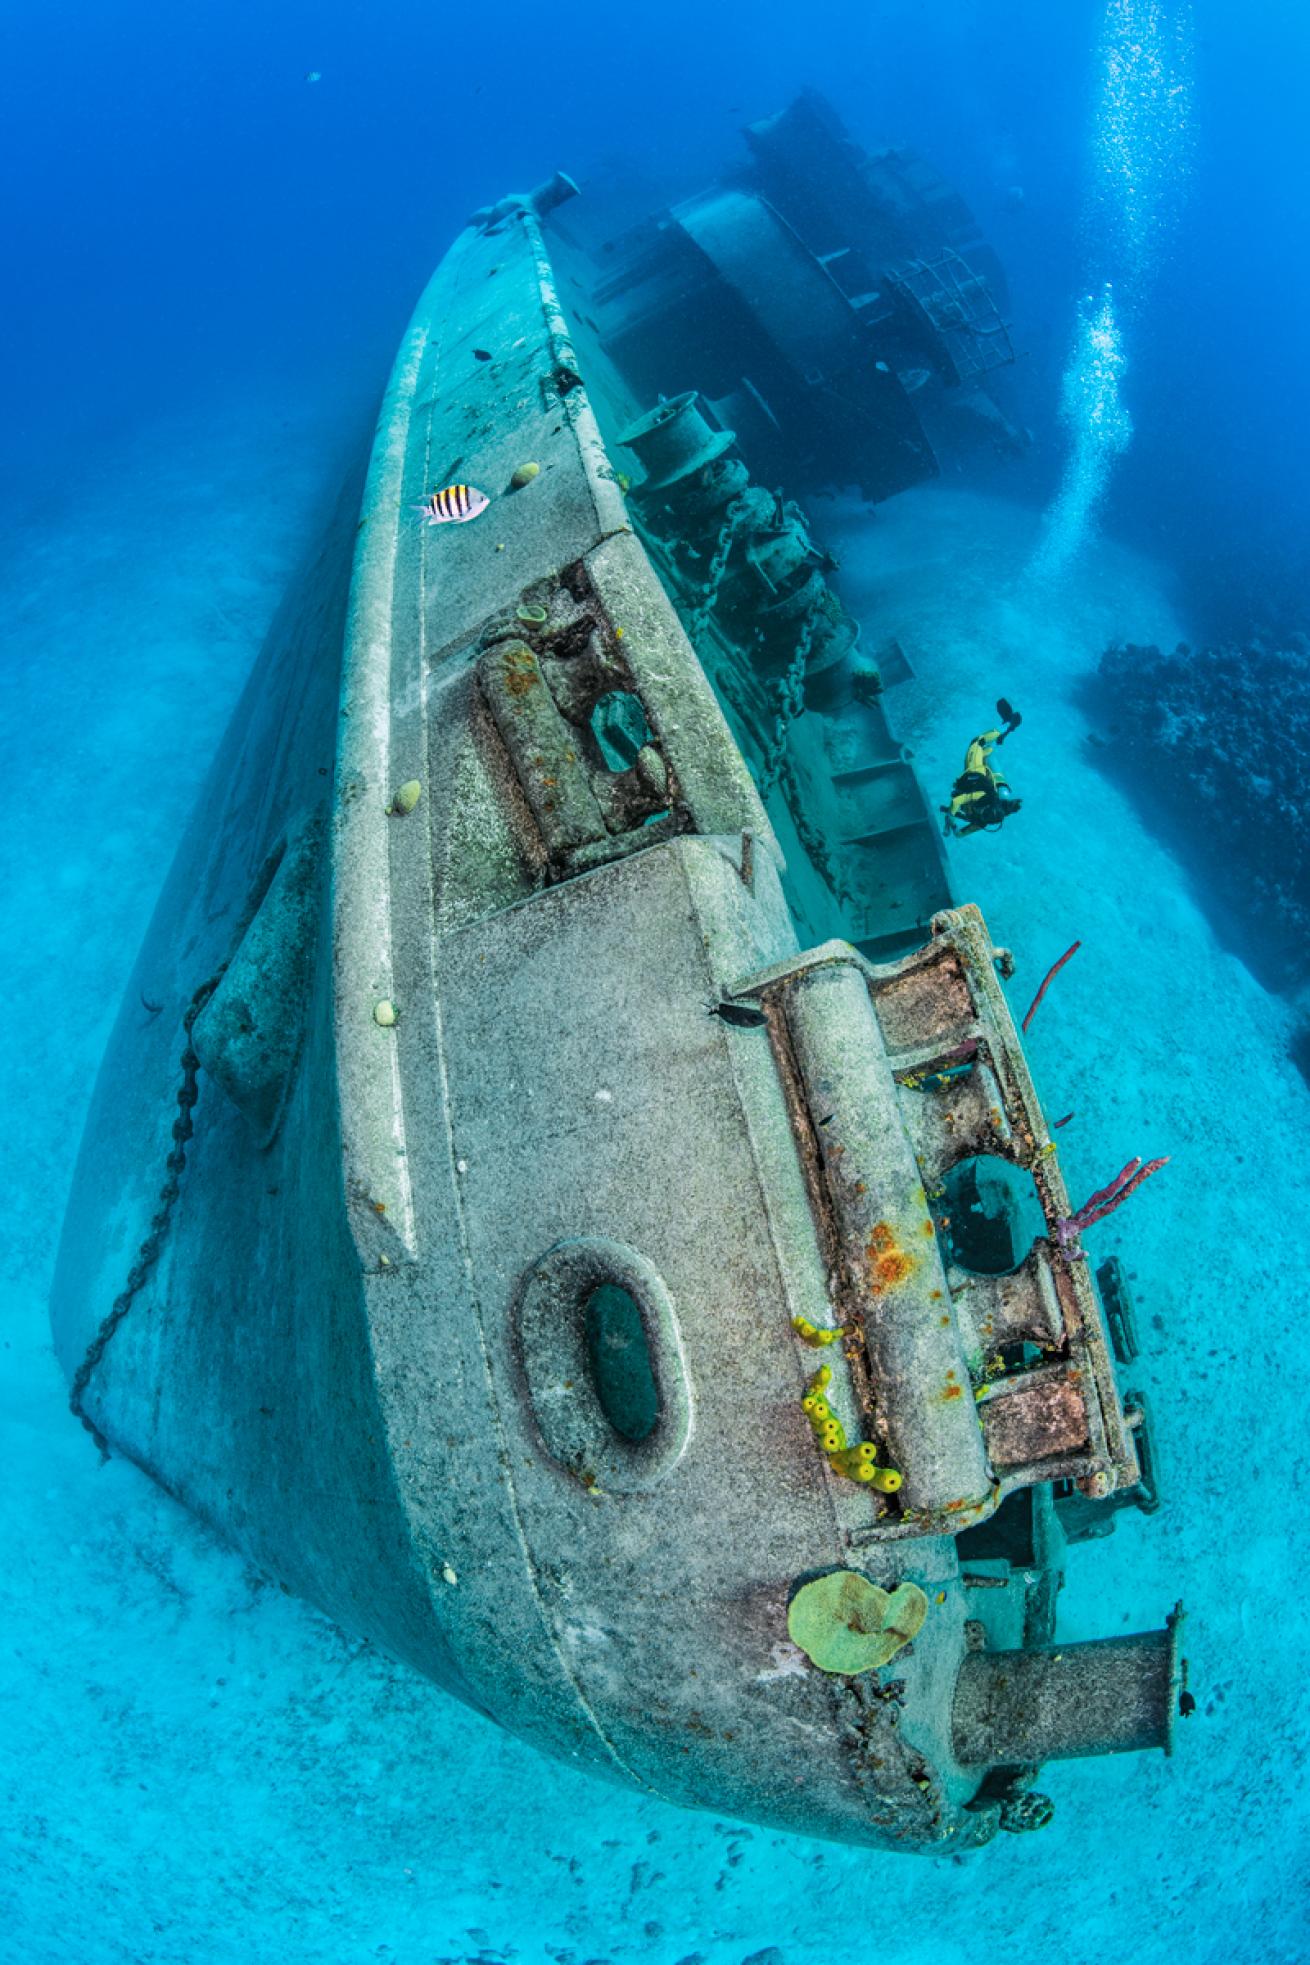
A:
787,1572,929,1674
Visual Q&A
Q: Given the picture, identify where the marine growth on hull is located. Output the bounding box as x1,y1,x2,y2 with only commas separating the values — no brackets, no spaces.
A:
51,92,1184,1855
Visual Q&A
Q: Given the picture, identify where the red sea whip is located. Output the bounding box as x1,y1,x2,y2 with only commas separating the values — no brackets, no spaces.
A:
1022,940,1082,1033
1016,944,1169,1253
1056,1156,1171,1259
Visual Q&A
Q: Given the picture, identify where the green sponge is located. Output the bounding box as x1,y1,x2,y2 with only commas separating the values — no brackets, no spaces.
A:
787,1572,930,1674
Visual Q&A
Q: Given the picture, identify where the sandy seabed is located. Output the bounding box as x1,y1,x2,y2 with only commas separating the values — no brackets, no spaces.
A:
2,432,1306,1965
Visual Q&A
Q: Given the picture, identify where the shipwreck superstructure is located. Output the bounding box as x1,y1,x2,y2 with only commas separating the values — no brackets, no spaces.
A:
566,90,1022,508
52,100,1179,1854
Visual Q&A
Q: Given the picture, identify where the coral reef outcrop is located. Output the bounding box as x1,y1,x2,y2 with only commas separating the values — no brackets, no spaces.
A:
1094,635,1310,990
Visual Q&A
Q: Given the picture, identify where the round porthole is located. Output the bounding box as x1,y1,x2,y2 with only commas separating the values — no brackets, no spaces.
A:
515,1238,692,1491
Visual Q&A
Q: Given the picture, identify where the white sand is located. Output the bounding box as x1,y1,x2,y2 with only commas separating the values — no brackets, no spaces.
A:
2,455,1305,1964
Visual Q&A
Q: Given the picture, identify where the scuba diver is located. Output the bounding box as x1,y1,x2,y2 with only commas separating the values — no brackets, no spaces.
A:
942,698,1023,836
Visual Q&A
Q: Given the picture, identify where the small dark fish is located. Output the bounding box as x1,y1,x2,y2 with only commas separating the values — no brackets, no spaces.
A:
1053,1111,1075,1128
709,999,768,1029
140,992,163,1017
473,348,492,362
1178,1690,1197,1717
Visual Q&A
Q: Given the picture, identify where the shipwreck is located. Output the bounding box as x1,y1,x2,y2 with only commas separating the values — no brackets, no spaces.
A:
52,98,1180,1853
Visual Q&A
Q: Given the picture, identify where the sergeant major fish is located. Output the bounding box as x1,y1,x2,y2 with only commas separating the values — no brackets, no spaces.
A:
417,483,490,526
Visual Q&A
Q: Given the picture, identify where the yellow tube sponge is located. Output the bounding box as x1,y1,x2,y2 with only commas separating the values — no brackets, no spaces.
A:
792,1316,843,1348
829,1442,879,1481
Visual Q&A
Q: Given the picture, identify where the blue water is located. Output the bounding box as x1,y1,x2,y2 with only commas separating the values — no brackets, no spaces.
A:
3,3,1308,1960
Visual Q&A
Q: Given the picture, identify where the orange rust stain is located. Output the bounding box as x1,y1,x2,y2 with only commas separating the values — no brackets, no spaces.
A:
941,1383,964,1401
874,1250,914,1284
866,1220,915,1290
502,649,538,698
920,1219,936,1237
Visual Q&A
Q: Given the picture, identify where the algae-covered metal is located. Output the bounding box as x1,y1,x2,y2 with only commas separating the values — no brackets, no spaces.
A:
52,167,1180,1854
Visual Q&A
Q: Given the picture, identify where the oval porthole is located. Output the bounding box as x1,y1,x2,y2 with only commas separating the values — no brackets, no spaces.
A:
515,1238,692,1491
584,1283,660,1442
940,1153,1046,1276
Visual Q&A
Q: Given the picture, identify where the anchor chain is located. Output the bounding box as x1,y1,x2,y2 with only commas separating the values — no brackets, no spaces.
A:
640,491,853,909
765,600,854,901
758,603,819,796
69,967,226,1458
682,494,747,643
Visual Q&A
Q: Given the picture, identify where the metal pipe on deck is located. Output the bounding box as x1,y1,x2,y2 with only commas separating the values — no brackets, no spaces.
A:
783,958,993,1517
952,1607,1185,1765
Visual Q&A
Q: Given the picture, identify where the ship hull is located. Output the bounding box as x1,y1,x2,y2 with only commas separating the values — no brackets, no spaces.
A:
52,193,1176,1853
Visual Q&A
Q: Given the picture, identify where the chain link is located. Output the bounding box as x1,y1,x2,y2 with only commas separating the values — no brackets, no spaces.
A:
752,603,855,907
640,492,854,911
758,606,819,796
682,494,747,642
69,968,226,1458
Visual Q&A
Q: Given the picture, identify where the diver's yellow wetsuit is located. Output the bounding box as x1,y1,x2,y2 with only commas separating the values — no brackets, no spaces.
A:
947,728,1014,833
